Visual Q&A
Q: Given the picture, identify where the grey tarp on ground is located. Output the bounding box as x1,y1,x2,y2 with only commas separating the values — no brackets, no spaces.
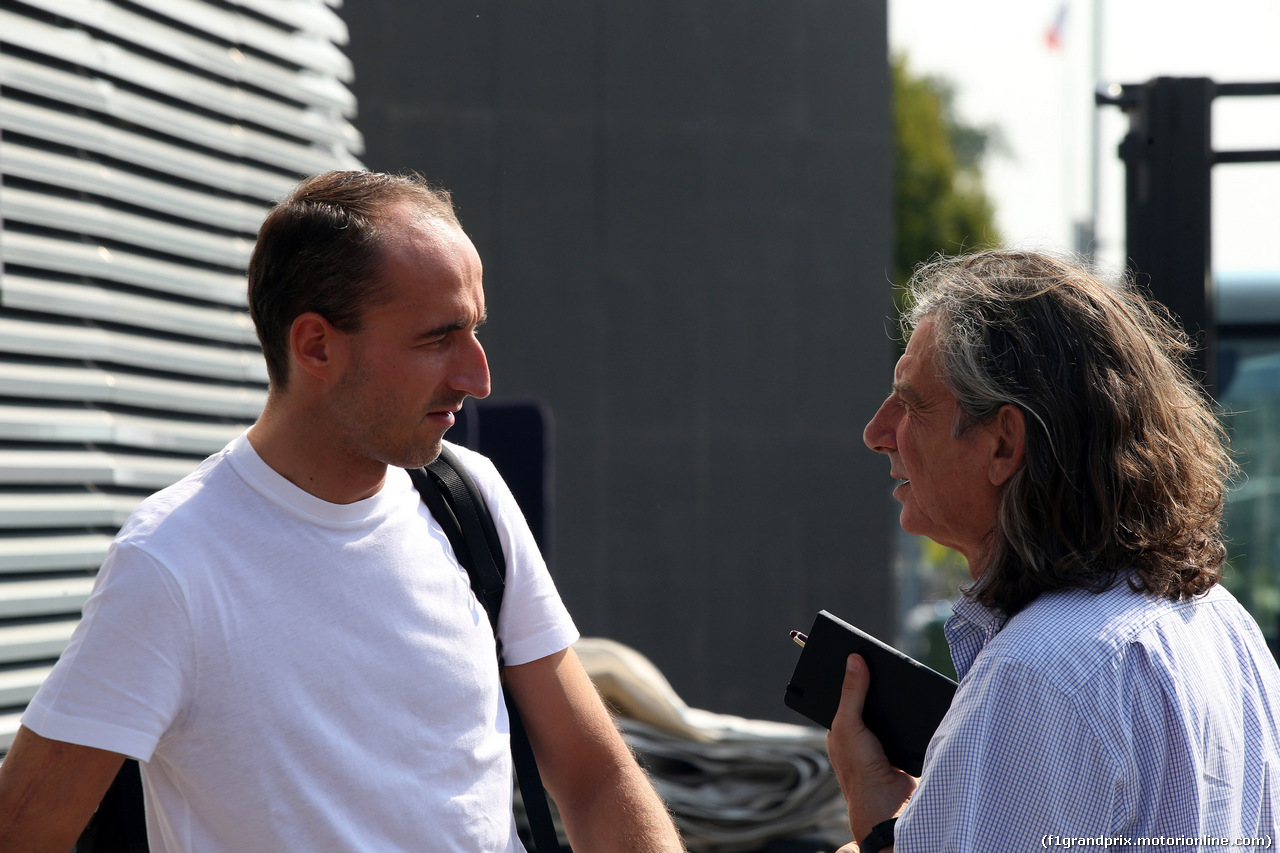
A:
513,638,848,852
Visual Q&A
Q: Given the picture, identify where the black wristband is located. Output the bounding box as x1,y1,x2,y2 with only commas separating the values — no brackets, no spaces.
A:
860,817,897,853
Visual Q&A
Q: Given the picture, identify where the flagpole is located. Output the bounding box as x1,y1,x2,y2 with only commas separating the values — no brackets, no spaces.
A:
1084,0,1103,259
1061,4,1074,249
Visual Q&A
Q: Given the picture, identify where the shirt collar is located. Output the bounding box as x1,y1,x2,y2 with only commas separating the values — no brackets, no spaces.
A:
944,595,1006,679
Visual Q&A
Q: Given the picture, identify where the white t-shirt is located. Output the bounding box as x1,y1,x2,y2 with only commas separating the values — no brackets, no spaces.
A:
23,434,578,852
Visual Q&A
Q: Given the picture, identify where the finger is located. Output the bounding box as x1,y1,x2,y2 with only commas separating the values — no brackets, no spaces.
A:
832,653,870,729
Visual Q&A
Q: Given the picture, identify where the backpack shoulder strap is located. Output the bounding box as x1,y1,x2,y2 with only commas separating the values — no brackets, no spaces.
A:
407,446,561,853
408,446,505,640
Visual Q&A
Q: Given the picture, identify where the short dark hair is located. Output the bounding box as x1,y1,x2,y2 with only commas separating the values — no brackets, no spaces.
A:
247,170,459,388
903,250,1238,616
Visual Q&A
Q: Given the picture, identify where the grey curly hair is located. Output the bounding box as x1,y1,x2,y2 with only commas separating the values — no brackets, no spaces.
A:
903,250,1237,616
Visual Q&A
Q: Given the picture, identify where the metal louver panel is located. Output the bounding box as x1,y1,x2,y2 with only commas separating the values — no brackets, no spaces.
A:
1,11,358,148
0,665,54,707
2,275,260,345
0,96,304,199
0,141,268,232
1,185,255,268
0,0,363,749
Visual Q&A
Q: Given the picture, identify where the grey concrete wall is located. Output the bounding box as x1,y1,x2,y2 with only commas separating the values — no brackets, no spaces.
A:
341,0,895,721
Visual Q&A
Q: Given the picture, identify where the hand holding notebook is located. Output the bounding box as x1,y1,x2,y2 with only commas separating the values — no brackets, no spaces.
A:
783,610,957,776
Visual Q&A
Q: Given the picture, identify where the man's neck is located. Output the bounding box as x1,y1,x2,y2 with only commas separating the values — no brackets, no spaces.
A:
247,401,387,504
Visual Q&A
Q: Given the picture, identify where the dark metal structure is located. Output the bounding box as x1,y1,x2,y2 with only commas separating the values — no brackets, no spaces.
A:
1100,77,1280,394
341,2,895,722
1102,78,1280,663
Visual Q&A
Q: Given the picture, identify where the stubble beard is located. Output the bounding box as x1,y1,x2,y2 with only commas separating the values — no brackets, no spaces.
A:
327,367,461,473
397,435,446,470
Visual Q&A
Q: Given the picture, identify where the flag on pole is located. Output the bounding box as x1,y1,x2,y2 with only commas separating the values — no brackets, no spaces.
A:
1045,3,1068,50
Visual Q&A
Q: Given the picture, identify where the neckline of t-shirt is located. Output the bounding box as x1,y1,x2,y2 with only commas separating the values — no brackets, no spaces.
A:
224,431,410,527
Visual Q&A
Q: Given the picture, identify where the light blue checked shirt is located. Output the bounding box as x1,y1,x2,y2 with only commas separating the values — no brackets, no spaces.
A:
896,580,1280,853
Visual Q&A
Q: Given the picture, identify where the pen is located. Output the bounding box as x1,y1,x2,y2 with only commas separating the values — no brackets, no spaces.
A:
790,630,807,648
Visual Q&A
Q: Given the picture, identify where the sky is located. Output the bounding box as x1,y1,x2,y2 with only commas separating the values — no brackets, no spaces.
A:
889,0,1280,278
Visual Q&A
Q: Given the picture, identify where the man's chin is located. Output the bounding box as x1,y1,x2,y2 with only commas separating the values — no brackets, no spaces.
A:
391,438,445,471
419,440,446,468
897,509,925,539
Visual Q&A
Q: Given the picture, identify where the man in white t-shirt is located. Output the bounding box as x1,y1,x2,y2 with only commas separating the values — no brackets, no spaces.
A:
0,170,686,853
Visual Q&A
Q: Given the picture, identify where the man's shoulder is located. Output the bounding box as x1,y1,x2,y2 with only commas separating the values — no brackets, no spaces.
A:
980,581,1242,694
976,583,1171,688
1011,580,1238,645
439,440,500,484
1011,580,1164,634
116,444,239,545
436,441,513,511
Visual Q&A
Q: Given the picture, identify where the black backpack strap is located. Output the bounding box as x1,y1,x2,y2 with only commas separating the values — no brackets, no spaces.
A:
74,758,149,852
408,447,561,853
410,447,506,648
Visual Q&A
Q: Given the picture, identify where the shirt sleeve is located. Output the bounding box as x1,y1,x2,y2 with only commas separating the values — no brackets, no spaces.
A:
21,541,193,761
896,655,1121,852
447,444,579,666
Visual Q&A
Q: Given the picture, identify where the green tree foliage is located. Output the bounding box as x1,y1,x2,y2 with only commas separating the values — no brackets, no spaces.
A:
893,55,1001,288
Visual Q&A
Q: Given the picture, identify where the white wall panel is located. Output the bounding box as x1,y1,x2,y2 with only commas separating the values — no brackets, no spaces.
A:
0,666,54,709
1,233,248,306
0,51,359,170
0,96,302,201
1,186,255,269
0,316,269,382
0,450,201,490
0,141,268,233
1,276,259,345
0,361,267,418
14,1,355,100
0,0,362,750
0,621,79,664
0,493,140,529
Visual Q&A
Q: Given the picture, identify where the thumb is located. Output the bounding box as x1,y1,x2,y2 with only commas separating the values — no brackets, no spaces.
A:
832,653,870,730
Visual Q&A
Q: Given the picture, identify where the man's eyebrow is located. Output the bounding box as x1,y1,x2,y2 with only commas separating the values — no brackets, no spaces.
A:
891,378,916,400
415,310,488,341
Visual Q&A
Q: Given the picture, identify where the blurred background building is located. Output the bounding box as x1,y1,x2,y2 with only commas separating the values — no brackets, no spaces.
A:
0,0,895,750
339,1,895,721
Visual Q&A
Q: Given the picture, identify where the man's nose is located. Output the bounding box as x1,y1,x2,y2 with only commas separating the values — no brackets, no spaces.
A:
863,398,896,454
452,335,491,400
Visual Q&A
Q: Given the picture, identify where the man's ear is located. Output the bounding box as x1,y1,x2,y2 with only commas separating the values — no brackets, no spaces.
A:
987,403,1026,488
288,312,345,382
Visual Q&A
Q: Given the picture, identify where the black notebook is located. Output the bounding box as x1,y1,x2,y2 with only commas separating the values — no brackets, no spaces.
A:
784,610,957,776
